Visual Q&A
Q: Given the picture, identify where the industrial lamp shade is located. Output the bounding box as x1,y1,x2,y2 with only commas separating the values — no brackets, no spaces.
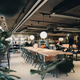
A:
30,35,35,40
40,31,47,39
59,37,64,41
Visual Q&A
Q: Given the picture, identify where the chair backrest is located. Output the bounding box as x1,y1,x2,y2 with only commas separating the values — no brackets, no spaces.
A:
23,49,28,55
37,53,44,61
35,52,38,56
57,54,66,61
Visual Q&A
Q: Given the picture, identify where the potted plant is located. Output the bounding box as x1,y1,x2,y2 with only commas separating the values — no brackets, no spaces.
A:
0,29,21,80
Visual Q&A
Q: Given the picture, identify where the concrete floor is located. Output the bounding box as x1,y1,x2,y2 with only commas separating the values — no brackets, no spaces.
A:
8,53,80,80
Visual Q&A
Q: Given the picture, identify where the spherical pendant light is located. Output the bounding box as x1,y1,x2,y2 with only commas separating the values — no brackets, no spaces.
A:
59,37,64,41
30,35,35,40
40,31,47,39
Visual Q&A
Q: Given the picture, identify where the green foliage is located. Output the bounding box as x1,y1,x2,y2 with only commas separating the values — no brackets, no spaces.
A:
0,29,11,55
0,29,21,80
30,59,74,80
0,67,21,80
0,67,16,73
56,59,74,73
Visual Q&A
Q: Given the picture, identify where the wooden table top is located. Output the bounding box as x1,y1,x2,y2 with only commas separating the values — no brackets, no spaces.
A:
24,47,73,57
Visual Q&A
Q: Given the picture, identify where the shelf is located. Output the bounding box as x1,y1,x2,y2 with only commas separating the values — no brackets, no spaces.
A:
13,40,28,41
10,37,23,53
39,39,49,47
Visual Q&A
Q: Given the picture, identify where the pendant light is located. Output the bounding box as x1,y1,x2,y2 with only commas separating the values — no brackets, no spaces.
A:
40,13,47,39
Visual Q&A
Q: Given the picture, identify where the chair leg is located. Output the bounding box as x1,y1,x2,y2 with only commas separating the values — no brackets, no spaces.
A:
27,58,30,62
26,55,29,61
55,70,58,78
27,57,30,62
38,63,41,70
34,60,38,68
66,73,68,76
73,69,75,73
40,64,44,69
41,75,44,80
30,57,33,64
53,70,55,77
32,59,35,66
42,74,45,79
30,57,32,64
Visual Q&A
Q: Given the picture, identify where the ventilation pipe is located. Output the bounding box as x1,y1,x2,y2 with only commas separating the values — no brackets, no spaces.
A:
51,13,80,20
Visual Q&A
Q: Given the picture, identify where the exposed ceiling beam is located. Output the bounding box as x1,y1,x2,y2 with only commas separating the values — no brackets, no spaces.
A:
12,0,48,32
12,0,42,32
57,27,79,30
30,19,71,25
27,27,47,30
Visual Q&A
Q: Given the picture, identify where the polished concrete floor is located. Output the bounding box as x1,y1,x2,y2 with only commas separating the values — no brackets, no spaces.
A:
8,53,80,80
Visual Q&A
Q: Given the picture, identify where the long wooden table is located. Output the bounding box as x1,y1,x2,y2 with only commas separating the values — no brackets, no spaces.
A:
23,47,73,62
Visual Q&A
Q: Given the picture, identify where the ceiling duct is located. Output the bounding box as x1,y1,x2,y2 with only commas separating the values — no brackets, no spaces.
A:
27,27,47,30
54,27,80,32
51,13,80,20
47,33,68,36
57,27,79,30
47,24,57,29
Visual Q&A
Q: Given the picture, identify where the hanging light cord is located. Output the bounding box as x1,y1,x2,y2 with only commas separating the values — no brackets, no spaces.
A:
43,14,44,27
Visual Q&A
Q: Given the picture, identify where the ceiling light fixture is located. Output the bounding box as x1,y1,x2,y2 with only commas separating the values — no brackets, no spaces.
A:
40,31,47,39
40,13,47,39
59,37,64,41
30,35,35,40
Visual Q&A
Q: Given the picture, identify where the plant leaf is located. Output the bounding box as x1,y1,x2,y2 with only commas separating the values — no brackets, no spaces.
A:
0,68,16,73
7,75,21,79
